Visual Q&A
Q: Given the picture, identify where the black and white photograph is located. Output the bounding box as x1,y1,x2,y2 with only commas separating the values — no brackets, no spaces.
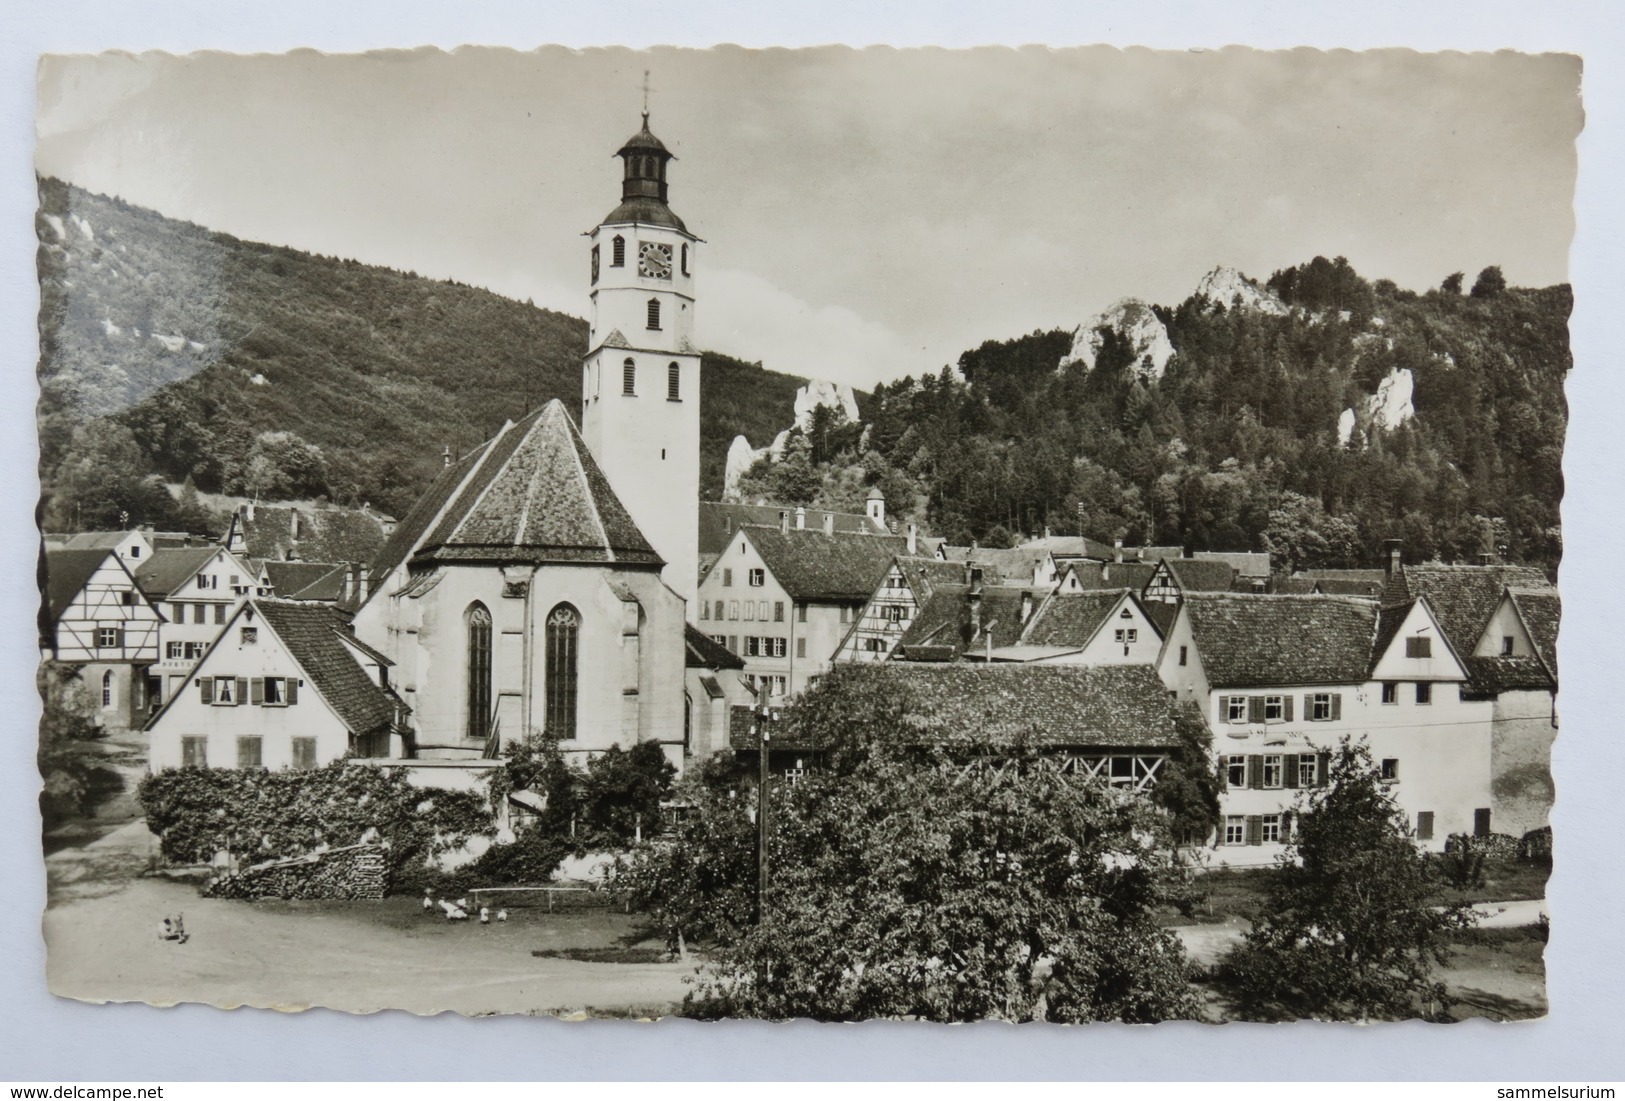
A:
30,43,1578,1026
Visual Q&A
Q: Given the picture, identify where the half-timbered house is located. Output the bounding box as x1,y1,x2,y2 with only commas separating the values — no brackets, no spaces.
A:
41,546,165,730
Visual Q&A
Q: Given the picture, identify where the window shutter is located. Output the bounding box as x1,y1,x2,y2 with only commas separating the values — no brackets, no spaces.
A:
250,678,264,705
1247,754,1264,789
1283,695,1294,722
1246,815,1263,845
1282,754,1298,789
115,627,126,648
1216,753,1228,792
1416,811,1434,841
1331,693,1342,720
235,677,248,707
1280,810,1293,840
199,678,214,704
287,678,299,705
1248,696,1265,724
1316,751,1332,787
1217,695,1230,722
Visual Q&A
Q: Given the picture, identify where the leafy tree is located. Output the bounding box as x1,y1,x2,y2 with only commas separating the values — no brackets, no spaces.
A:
1470,265,1508,299
1441,272,1465,295
37,663,107,828
1215,739,1475,1021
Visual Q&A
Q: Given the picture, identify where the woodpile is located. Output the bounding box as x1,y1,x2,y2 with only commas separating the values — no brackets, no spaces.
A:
204,842,387,900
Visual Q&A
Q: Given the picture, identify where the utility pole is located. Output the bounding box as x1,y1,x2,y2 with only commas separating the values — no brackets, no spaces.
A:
754,699,776,923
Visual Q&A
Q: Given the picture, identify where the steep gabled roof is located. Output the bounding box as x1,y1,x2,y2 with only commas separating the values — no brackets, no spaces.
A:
740,527,908,602
698,502,881,555
685,623,745,670
938,545,1051,583
1462,656,1554,696
411,400,661,569
1183,592,1380,688
1158,558,1237,593
43,547,117,622
1509,588,1560,679
368,440,492,589
1065,561,1157,592
1195,550,1271,578
1021,589,1149,649
1386,564,1554,655
132,546,219,599
896,584,1036,660
894,555,973,603
264,560,347,601
252,600,401,736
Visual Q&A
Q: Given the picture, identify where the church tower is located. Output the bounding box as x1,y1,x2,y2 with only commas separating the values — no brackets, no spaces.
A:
581,112,701,607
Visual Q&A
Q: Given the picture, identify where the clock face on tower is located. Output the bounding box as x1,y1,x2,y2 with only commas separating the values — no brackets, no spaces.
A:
638,242,673,279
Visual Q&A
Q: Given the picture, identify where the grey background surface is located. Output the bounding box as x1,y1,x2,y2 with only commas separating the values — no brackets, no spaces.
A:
2,0,1621,1082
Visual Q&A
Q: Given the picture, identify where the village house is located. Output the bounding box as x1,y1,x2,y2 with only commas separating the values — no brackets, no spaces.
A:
258,559,350,603
730,663,1208,795
1382,560,1559,838
146,598,406,770
698,501,882,584
1156,591,1495,864
683,624,750,760
1141,556,1240,606
222,501,393,567
1058,558,1159,594
982,588,1165,665
696,512,907,697
40,546,166,730
833,548,975,664
891,578,1041,663
134,544,259,705
936,543,1059,589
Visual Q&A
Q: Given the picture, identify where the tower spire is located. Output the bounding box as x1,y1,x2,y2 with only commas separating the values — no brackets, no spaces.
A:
641,69,651,126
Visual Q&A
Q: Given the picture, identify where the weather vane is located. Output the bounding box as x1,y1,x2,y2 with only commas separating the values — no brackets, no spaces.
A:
641,69,652,122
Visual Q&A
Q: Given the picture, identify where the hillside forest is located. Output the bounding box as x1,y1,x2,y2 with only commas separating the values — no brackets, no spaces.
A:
37,179,1568,575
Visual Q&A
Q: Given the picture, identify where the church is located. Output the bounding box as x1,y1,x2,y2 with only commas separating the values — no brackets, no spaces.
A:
345,111,703,767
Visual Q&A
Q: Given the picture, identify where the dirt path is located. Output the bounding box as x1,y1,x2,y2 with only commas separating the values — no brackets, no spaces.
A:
44,823,693,1017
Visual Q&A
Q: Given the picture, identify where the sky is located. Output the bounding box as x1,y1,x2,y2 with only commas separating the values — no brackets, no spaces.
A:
35,46,1582,390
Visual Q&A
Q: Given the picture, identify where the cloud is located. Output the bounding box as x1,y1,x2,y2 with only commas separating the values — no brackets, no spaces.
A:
699,267,927,390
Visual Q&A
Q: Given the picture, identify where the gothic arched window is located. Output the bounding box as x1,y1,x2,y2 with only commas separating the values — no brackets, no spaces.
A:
465,603,492,742
545,604,580,739
102,669,114,709
667,361,681,401
646,298,661,330
611,235,625,267
622,357,636,395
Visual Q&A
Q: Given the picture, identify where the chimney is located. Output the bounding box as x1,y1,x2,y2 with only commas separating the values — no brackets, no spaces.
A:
795,507,806,531
343,563,356,603
1383,539,1403,579
823,512,835,536
1114,538,1123,564
779,510,790,535
1043,525,1052,542
907,523,918,555
356,565,370,604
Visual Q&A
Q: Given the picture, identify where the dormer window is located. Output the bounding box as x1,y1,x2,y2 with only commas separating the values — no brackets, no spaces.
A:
647,298,662,330
611,235,625,267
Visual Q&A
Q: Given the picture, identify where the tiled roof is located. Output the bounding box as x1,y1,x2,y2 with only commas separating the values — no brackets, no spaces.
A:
1016,534,1118,560
1371,601,1414,671
1510,588,1560,679
1064,561,1157,592
132,547,217,599
56,531,134,551
1299,568,1388,583
43,547,116,622
367,440,491,590
1463,656,1554,696
896,584,1036,660
253,600,401,736
233,505,389,566
1313,578,1386,598
685,623,745,670
1021,589,1138,649
414,400,661,569
1387,564,1553,655
698,502,880,555
938,545,1051,583
894,555,974,602
1194,550,1271,578
1161,558,1238,593
728,664,1202,753
1183,592,1380,688
741,527,908,602
1142,600,1179,637
265,560,347,601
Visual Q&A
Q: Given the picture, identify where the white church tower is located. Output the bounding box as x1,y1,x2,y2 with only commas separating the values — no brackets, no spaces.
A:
581,111,701,607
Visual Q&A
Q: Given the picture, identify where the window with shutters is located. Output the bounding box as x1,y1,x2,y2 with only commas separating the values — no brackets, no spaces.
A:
1223,816,1246,845
1416,811,1435,841
1381,681,1399,704
214,676,236,705
748,568,765,587
622,358,636,395
1406,636,1432,658
292,737,317,770
1226,755,1247,789
745,636,761,657
722,568,733,587
1261,814,1282,843
667,362,681,401
713,600,724,620
1262,755,1284,788
263,677,285,706
466,603,493,742
237,736,263,769
182,736,207,768
1380,758,1400,782
1225,697,1247,723
797,604,808,623
214,604,226,624
1415,682,1432,705
166,642,183,659
184,642,204,660
771,637,787,658
710,634,726,647
1264,695,1284,722
1308,692,1329,720
1297,755,1319,787
646,299,661,330
744,602,755,622
885,605,904,624
796,638,807,658
193,605,207,624
611,235,625,267
545,604,580,740
699,601,710,621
